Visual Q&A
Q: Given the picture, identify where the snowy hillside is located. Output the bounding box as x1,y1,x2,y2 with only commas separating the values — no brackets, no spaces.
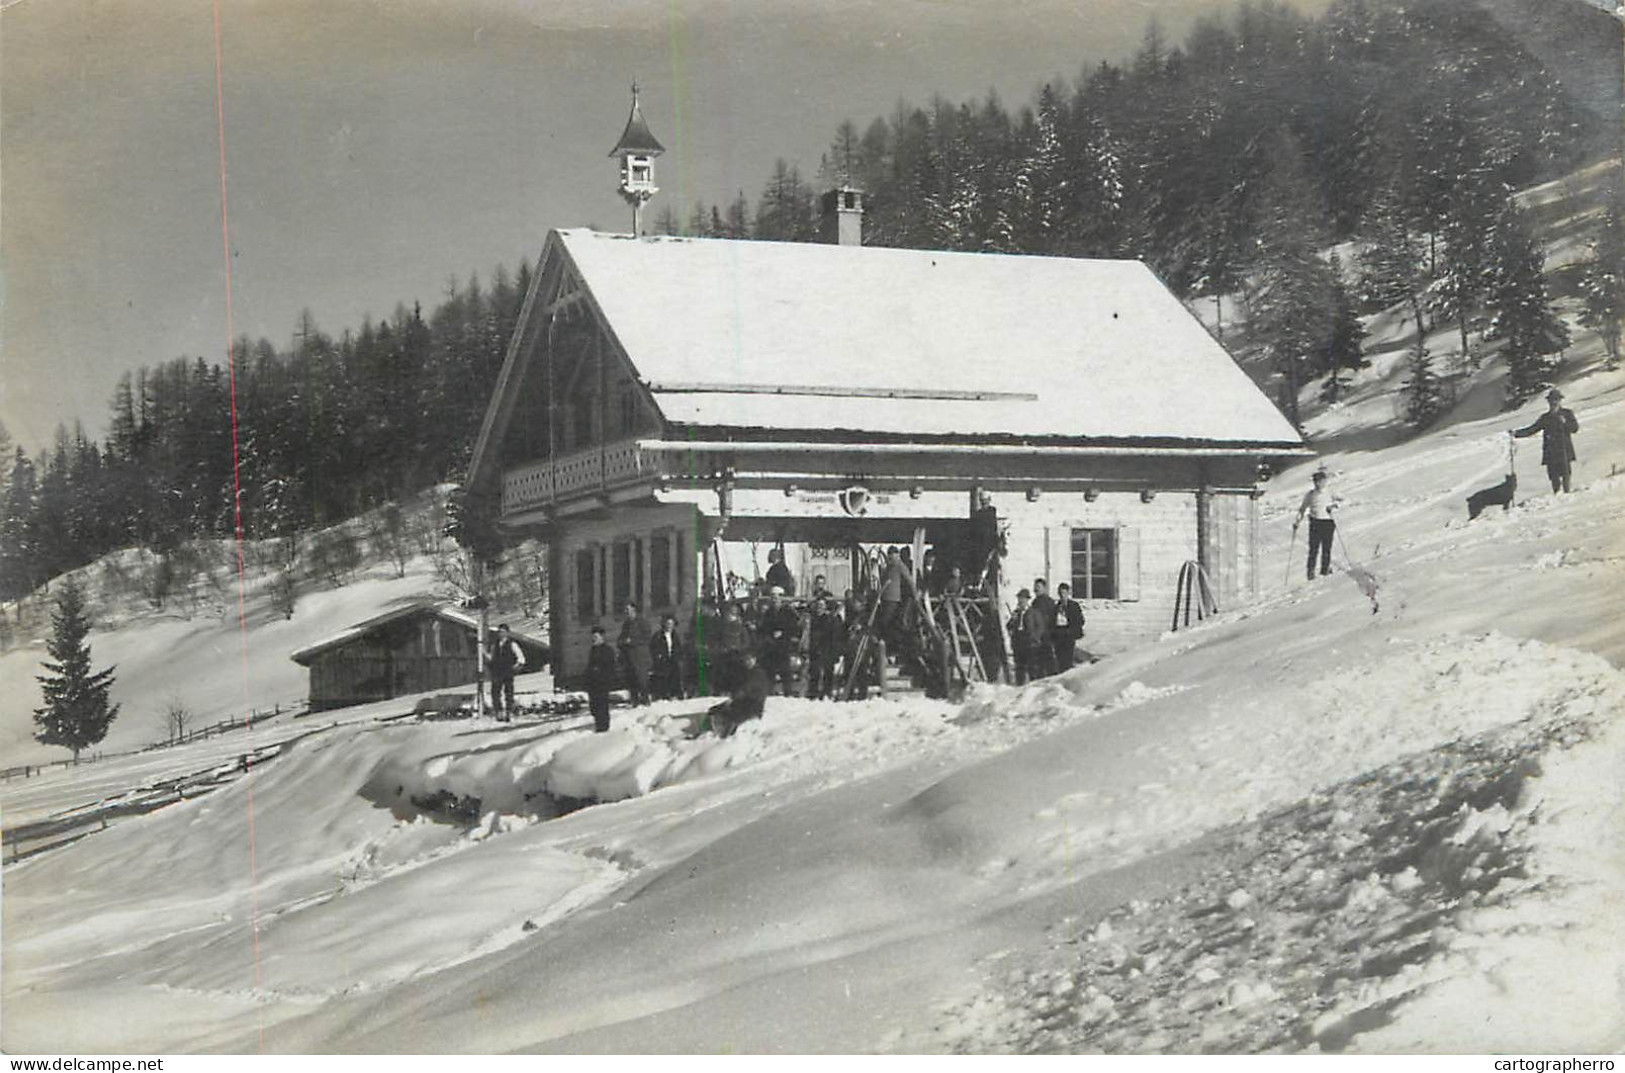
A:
0,489,545,768
4,174,1624,1054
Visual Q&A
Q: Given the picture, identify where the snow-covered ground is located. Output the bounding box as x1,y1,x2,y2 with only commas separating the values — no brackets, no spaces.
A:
4,172,1624,1054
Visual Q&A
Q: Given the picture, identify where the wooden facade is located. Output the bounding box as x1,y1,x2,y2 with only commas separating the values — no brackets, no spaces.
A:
291,604,546,712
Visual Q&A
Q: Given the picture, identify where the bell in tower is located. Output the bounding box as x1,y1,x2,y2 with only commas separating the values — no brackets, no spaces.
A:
609,83,665,236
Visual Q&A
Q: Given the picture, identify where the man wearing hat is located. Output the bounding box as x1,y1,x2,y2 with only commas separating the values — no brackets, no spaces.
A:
1007,588,1035,685
1293,468,1344,580
1513,388,1580,494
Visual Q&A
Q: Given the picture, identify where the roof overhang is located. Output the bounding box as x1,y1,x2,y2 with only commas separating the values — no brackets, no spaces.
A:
637,437,1312,458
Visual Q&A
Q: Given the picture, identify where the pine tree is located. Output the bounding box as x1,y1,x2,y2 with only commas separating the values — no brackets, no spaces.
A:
1244,129,1338,428
0,448,39,600
724,191,751,238
1486,200,1568,407
1360,181,1445,425
1402,338,1446,427
1427,170,1501,365
1579,198,1624,371
1320,256,1367,403
34,581,119,762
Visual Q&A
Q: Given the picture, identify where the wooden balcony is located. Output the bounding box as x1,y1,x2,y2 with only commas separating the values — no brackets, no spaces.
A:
502,439,666,516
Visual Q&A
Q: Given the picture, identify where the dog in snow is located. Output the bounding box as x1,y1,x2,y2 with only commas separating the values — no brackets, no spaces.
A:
1466,472,1516,520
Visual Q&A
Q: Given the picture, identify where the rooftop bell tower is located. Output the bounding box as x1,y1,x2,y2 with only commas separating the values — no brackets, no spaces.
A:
609,83,665,236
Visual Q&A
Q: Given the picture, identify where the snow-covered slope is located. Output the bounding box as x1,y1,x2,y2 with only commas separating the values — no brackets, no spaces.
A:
4,172,1623,1055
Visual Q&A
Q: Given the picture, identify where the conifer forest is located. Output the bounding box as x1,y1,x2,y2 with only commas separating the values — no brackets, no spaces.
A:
1,0,1617,601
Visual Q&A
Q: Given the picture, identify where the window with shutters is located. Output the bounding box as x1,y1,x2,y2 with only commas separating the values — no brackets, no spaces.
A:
1070,528,1117,600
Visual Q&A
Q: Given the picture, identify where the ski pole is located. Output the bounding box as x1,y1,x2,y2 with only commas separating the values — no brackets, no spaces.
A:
1286,524,1298,587
1334,523,1354,570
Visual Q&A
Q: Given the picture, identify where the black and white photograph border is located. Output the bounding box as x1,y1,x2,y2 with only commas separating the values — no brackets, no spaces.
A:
1,0,1623,1058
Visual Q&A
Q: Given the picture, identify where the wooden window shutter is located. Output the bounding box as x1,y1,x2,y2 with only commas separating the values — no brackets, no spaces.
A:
1117,526,1141,602
1047,526,1073,590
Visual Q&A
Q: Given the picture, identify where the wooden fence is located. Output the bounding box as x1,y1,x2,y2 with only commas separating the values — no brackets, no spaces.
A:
0,703,304,784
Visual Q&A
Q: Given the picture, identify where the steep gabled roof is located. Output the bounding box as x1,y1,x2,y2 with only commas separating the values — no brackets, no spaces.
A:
608,92,664,157
553,230,1302,447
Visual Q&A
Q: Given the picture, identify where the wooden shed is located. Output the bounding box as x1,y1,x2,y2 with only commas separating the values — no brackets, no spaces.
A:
290,603,548,712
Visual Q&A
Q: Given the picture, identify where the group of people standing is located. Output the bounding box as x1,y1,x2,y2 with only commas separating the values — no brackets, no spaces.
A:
577,603,691,733
1006,578,1086,685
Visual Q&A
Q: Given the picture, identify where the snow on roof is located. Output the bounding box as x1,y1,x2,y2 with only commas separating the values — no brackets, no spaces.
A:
557,229,1303,446
289,602,543,665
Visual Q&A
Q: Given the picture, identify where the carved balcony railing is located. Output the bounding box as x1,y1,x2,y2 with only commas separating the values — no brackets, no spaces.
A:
502,439,665,516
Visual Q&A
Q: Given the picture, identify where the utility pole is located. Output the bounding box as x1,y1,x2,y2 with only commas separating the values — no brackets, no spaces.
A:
471,555,489,720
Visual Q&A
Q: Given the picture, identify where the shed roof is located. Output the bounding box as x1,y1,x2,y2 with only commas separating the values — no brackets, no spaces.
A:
289,602,545,665
556,230,1302,447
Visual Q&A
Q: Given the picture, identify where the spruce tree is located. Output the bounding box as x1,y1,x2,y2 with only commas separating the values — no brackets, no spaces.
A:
1320,257,1367,403
0,448,38,600
34,581,119,762
1579,199,1624,371
1486,200,1568,407
1244,129,1337,428
1402,339,1446,428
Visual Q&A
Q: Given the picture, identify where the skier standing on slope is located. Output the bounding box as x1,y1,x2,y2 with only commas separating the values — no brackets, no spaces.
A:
1512,387,1580,494
1293,469,1344,581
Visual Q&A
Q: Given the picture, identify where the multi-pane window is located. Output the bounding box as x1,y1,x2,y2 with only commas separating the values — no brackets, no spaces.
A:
575,549,596,623
649,533,672,609
1070,528,1117,600
612,541,633,608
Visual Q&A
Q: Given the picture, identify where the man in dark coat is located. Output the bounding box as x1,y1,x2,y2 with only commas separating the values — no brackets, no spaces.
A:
764,548,796,596
649,613,685,700
707,652,771,739
1026,579,1058,679
1513,388,1580,493
704,601,752,693
758,588,802,697
584,626,618,733
617,602,653,705
1052,583,1085,672
806,597,845,700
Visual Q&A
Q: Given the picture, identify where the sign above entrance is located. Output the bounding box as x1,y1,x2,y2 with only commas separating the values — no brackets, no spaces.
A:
787,485,891,516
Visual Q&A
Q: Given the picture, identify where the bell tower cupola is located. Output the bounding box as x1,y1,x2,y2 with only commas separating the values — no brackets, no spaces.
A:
609,83,665,236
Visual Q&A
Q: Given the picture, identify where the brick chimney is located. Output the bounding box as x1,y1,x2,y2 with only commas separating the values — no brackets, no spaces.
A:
819,185,864,247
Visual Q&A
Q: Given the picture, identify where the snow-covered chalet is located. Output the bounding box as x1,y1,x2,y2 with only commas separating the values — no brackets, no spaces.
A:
466,208,1309,683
